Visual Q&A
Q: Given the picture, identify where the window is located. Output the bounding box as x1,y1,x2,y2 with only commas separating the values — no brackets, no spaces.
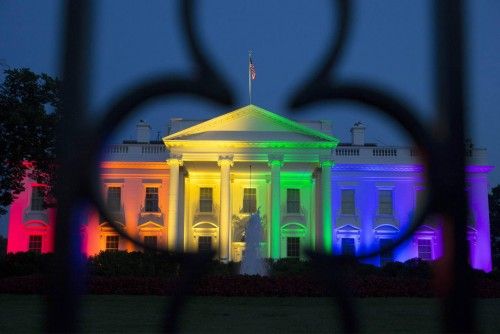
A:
287,189,300,213
144,236,158,250
341,238,356,256
287,237,300,258
198,236,212,253
145,187,159,212
105,235,119,251
107,187,121,212
417,239,432,260
379,238,394,265
242,188,256,213
28,235,42,253
199,187,213,212
31,186,44,211
341,189,355,214
378,190,393,215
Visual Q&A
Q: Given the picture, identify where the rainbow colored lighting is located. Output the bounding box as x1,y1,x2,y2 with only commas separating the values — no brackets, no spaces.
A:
6,105,492,272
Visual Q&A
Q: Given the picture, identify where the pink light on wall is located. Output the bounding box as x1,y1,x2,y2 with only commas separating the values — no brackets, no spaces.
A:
7,181,55,253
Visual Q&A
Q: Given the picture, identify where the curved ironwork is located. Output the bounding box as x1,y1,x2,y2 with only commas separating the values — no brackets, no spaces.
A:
50,0,475,333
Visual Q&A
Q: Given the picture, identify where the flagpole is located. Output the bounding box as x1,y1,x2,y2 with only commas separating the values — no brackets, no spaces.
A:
248,50,252,104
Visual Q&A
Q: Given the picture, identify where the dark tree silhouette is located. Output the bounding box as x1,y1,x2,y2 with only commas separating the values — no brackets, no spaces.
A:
0,68,60,215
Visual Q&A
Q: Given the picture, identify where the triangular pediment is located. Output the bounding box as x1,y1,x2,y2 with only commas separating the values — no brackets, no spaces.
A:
337,224,360,232
164,105,338,148
138,221,163,229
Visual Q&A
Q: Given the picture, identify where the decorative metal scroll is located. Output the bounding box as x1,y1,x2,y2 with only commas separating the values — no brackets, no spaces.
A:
49,0,474,333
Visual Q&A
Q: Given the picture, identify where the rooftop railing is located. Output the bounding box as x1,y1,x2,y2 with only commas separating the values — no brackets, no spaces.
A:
100,141,490,166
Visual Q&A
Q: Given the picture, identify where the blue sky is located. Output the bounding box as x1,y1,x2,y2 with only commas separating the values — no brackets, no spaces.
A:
1,1,500,234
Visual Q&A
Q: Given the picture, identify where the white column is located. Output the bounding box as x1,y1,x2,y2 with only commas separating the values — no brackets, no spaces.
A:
167,156,183,252
218,156,233,262
320,160,334,254
269,155,283,259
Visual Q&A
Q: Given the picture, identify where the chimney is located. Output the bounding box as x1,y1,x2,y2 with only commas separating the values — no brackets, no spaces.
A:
136,120,151,143
350,122,365,146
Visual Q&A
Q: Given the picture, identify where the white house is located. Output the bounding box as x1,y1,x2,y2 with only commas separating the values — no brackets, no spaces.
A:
7,105,493,271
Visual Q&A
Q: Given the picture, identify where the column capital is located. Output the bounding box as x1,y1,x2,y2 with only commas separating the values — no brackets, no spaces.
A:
268,154,284,168
218,155,234,168
319,157,334,168
166,154,183,167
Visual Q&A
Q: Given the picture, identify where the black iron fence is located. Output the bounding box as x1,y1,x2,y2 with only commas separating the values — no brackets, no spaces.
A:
49,0,474,332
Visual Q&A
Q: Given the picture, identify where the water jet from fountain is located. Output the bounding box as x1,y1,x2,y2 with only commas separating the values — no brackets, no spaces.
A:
240,210,267,276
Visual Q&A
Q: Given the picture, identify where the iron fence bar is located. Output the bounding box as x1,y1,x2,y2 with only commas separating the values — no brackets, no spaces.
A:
47,0,91,332
435,0,475,332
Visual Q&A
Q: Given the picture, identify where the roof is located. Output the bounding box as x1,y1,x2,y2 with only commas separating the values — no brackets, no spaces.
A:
163,105,339,149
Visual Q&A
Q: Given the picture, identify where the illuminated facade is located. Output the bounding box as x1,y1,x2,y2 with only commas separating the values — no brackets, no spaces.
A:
6,105,493,271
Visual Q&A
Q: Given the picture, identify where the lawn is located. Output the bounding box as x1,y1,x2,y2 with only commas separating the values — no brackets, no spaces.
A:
0,295,499,333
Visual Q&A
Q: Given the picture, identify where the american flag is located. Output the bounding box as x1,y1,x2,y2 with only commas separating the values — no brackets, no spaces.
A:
249,57,256,80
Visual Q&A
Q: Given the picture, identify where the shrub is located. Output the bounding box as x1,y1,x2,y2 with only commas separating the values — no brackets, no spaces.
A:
0,252,55,277
402,257,432,278
87,251,180,277
380,261,405,277
268,258,313,277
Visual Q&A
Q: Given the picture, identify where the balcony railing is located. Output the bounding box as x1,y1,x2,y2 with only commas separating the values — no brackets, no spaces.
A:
334,146,489,165
102,143,169,162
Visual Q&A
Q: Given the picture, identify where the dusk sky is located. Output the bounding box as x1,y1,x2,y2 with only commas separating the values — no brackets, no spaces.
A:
1,1,499,234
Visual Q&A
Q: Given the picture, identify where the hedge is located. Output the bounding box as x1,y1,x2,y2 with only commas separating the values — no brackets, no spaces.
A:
1,251,499,297
1,274,500,297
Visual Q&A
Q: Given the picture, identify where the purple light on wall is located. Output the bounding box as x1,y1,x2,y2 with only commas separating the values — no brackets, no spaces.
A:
331,164,492,271
467,174,492,271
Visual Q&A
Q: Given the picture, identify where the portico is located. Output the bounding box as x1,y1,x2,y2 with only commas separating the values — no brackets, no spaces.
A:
163,105,338,261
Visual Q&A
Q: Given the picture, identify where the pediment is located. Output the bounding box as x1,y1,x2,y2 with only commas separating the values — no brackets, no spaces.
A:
99,221,125,228
138,221,163,229
374,224,400,233
337,224,360,232
281,222,306,231
24,220,48,229
416,225,436,233
164,105,338,148
193,222,218,229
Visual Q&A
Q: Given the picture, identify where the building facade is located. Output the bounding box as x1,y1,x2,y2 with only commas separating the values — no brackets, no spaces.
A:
6,105,493,271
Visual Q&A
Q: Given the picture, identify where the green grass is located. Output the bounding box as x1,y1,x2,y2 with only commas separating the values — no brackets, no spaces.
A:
1,295,499,333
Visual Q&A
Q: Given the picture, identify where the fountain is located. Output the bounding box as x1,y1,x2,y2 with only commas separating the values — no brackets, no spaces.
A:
239,210,267,276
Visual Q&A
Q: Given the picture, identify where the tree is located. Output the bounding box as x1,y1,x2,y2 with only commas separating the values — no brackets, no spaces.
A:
0,68,60,215
0,235,6,257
